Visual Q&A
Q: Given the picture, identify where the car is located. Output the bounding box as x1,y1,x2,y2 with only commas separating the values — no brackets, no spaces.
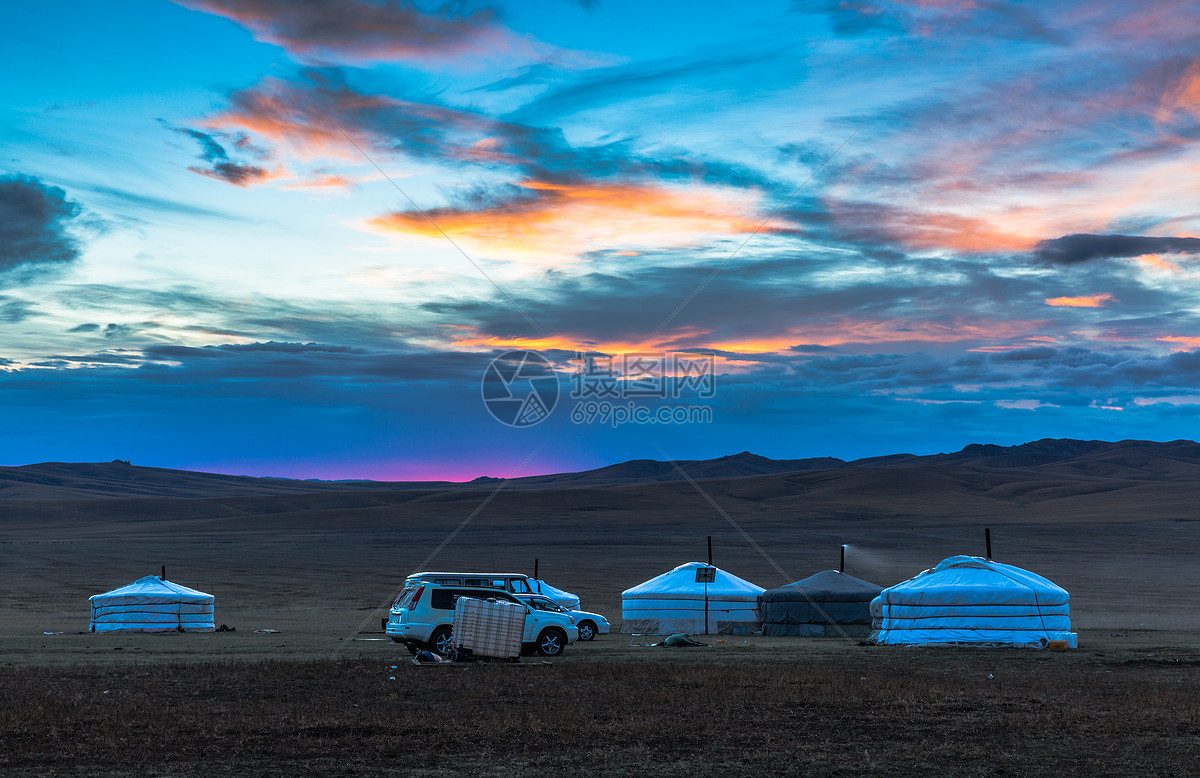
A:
515,593,610,641
400,571,580,609
402,571,540,594
386,583,578,658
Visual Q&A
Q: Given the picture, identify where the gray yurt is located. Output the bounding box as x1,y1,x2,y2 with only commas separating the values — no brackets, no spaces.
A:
760,570,882,637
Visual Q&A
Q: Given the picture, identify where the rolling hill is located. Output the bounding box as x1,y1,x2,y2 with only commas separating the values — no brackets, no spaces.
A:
6,438,1200,501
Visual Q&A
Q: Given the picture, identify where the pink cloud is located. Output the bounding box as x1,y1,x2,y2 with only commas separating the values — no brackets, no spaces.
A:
174,0,514,65
1045,294,1116,308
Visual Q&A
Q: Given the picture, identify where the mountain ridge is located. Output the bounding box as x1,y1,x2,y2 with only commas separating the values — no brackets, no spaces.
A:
3,437,1200,501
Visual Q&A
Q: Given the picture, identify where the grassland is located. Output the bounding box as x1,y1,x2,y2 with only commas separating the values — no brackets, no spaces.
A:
5,447,1200,775
3,634,1200,777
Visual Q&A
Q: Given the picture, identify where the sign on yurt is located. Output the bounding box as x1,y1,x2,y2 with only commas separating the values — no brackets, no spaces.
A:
621,561,764,635
870,555,1076,647
761,570,882,637
89,575,215,633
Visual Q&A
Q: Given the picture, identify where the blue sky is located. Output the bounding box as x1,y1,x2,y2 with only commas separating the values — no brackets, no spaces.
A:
4,0,1200,480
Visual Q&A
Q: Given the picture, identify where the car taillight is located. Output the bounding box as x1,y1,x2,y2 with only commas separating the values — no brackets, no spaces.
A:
408,585,425,609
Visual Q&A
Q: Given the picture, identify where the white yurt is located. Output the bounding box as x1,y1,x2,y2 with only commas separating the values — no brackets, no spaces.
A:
89,575,215,633
530,579,580,609
621,561,764,635
871,555,1076,647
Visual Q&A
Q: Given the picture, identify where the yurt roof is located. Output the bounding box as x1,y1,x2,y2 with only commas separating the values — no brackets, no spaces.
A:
530,579,580,608
879,555,1068,607
623,561,764,599
762,570,882,602
89,575,213,604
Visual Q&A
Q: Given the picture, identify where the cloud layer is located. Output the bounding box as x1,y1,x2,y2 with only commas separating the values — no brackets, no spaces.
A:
0,176,86,281
174,0,503,64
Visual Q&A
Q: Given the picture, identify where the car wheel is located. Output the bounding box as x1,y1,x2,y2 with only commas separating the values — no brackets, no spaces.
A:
577,621,597,641
428,626,454,657
535,628,567,657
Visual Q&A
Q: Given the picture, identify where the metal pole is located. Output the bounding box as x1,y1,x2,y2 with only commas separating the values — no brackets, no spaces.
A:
985,528,992,560
840,545,845,574
704,580,709,635
707,536,712,566
161,565,166,580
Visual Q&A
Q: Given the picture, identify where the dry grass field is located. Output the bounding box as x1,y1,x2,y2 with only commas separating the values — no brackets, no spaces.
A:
3,637,1200,776
3,441,1200,774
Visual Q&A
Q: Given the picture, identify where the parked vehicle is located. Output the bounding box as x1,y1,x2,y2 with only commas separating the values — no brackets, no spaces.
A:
386,583,577,658
515,593,610,641
403,571,539,594
400,572,579,609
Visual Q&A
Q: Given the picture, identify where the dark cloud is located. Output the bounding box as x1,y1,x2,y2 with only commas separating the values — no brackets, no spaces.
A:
166,123,275,186
104,323,141,339
0,298,40,323
1034,234,1200,265
52,283,438,352
37,352,148,366
68,323,100,333
0,175,85,280
173,0,499,63
140,341,493,382
208,69,778,196
797,0,1064,42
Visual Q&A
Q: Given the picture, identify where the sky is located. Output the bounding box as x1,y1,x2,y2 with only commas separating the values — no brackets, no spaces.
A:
4,0,1200,480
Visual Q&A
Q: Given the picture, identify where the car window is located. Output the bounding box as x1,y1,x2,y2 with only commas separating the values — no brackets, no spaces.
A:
430,589,522,610
392,586,416,609
510,579,533,593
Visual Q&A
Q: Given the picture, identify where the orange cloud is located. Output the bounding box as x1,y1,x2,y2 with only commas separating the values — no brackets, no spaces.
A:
1157,60,1200,122
1157,336,1200,350
895,211,1038,253
447,327,715,357
283,174,354,191
446,313,1041,361
368,180,779,261
202,79,398,159
1133,253,1182,272
1045,294,1116,308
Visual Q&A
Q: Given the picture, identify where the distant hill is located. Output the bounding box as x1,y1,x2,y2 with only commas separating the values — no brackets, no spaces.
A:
3,438,1200,500
0,460,441,501
922,438,1200,480
501,451,848,487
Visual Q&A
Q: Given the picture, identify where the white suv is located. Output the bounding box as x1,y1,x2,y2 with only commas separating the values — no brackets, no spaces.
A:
386,583,578,657
515,593,610,641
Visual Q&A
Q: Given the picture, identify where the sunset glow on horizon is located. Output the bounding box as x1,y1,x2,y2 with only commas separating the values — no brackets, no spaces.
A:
4,1,1200,480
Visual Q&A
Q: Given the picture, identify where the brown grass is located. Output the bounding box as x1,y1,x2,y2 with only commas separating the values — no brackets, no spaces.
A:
3,652,1199,776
